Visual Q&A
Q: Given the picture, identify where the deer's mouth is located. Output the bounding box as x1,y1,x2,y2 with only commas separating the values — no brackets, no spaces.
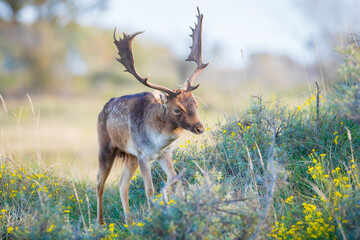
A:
192,122,204,135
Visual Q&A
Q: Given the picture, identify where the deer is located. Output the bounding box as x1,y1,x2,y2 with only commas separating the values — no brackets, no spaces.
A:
96,8,208,225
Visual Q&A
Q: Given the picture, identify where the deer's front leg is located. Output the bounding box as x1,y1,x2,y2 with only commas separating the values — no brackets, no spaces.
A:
138,156,154,208
158,154,177,185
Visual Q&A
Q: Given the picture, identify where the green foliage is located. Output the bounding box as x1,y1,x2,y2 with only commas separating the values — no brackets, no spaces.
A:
1,38,360,239
134,170,257,240
1,91,359,239
0,161,129,239
269,151,360,239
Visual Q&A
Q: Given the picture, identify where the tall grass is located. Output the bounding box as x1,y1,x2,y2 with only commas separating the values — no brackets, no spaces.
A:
1,42,360,239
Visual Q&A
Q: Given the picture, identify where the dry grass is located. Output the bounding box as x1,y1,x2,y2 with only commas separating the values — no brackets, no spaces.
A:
0,80,307,184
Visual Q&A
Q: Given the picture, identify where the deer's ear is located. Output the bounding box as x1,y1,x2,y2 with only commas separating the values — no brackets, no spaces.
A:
153,90,168,104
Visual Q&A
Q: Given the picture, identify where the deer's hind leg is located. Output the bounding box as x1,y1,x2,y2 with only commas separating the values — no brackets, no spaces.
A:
97,145,117,225
118,153,138,224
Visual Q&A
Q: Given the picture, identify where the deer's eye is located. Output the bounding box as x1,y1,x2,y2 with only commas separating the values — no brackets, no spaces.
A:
174,108,181,115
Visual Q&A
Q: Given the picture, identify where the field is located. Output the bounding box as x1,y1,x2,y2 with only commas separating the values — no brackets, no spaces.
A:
1,42,360,240
0,84,306,182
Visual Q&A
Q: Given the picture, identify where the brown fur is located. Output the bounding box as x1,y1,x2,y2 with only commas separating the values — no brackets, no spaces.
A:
96,90,204,225
99,7,208,226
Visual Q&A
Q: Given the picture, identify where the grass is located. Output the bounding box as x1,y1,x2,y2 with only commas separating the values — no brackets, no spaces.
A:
1,42,360,239
1,89,359,239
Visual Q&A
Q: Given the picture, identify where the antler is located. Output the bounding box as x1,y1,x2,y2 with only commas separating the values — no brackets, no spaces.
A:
184,7,209,92
113,29,180,98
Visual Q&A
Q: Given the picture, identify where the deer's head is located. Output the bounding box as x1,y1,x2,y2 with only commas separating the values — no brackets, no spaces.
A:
153,90,203,134
113,8,208,135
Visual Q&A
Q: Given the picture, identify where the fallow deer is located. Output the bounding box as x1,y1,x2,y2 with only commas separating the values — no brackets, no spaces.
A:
96,8,208,225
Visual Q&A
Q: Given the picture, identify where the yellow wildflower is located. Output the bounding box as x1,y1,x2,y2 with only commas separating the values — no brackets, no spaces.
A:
285,196,294,203
47,224,55,233
334,192,342,198
7,227,14,234
168,199,176,205
237,123,244,129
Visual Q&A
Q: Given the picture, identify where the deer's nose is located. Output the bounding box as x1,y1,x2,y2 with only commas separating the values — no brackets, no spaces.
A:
193,122,204,135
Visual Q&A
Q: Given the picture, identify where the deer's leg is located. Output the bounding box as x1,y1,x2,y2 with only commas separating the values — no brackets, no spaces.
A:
97,147,116,225
138,156,154,208
158,154,177,185
118,154,138,224
158,154,178,197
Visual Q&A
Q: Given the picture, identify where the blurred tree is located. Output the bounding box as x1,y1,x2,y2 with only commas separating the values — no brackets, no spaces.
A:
0,0,106,23
0,0,111,95
2,0,26,23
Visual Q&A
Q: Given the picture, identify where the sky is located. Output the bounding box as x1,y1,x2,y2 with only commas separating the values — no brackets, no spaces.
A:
76,0,318,68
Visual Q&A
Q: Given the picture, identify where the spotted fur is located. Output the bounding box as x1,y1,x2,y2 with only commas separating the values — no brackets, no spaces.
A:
96,90,204,224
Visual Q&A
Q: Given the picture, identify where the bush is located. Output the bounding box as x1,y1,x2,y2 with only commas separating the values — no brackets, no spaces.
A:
134,170,258,239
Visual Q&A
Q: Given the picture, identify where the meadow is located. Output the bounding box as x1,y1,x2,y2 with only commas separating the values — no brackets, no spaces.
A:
1,41,360,240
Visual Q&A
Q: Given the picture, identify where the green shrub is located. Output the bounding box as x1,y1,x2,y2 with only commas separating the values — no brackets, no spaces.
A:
134,170,258,239
269,148,360,239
